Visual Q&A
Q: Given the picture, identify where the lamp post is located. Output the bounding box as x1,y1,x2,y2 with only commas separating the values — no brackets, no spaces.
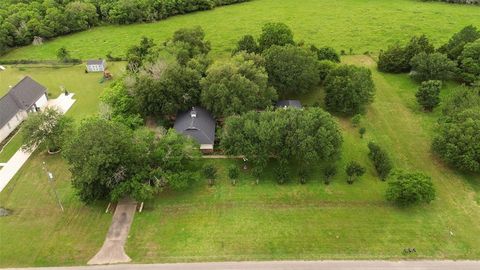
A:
42,162,64,212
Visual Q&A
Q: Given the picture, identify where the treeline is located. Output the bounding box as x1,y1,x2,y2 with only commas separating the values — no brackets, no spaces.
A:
421,0,479,4
0,0,249,55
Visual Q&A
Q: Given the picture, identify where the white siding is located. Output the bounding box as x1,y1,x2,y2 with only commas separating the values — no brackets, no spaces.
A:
200,144,214,150
0,111,27,143
86,63,105,72
34,94,48,109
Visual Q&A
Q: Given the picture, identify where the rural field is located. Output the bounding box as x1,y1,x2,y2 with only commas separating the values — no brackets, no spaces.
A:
0,0,479,268
1,0,479,60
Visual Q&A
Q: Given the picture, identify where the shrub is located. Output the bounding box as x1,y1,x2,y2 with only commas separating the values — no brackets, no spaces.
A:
351,114,362,127
404,34,435,65
378,43,409,73
318,60,337,81
228,165,240,185
310,45,341,63
368,142,393,180
458,39,480,85
233,34,259,54
386,171,436,206
438,25,480,61
263,45,320,97
345,161,366,184
258,22,295,51
203,164,217,186
359,127,366,138
275,164,290,184
416,80,442,111
410,52,457,82
324,65,375,115
323,164,337,185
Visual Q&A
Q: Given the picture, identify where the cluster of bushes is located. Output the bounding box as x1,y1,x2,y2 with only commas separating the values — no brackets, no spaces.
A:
432,87,480,173
378,26,480,85
0,0,249,55
421,0,479,4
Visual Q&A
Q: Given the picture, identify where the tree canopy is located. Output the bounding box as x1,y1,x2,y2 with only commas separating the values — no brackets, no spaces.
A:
200,53,277,117
410,52,457,82
263,45,320,97
324,64,375,115
221,108,343,176
415,80,442,111
458,39,480,85
258,22,295,51
438,25,480,61
63,118,201,203
386,171,436,206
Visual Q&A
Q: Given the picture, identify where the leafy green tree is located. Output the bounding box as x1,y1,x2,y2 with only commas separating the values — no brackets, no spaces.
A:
126,36,156,72
101,82,143,129
310,45,341,63
258,22,294,51
133,59,203,118
386,171,436,206
21,108,73,153
410,52,457,82
368,142,393,180
378,43,409,73
324,64,375,115
438,25,480,61
203,164,217,186
56,47,71,62
64,1,98,32
323,164,337,185
345,161,366,184
458,39,480,85
416,80,442,111
200,53,277,117
404,34,435,66
263,45,320,97
359,127,366,138
351,114,362,127
275,163,290,184
318,60,337,81
64,118,200,203
233,34,259,54
221,108,343,177
171,26,211,65
433,108,480,172
228,165,240,185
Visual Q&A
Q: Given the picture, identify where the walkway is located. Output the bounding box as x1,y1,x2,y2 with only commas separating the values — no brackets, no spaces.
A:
87,198,137,265
0,93,76,192
5,260,480,270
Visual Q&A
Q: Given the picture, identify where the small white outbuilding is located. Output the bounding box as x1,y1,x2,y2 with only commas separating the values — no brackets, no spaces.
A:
86,59,106,73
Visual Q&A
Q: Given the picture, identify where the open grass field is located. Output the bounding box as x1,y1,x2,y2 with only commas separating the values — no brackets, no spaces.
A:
0,0,479,61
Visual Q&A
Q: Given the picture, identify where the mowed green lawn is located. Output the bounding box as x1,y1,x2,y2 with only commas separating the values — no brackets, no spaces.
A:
1,0,479,61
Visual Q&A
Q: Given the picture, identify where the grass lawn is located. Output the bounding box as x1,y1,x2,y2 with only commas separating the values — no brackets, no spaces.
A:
123,56,480,262
0,0,479,61
0,132,23,163
0,63,124,267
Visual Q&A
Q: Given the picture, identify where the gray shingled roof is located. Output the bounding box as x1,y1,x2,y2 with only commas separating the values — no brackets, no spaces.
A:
174,107,216,145
87,59,105,66
0,76,47,127
0,94,21,128
276,100,302,109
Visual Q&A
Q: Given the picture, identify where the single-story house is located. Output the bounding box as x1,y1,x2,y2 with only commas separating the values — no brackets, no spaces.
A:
86,59,107,72
174,107,216,153
0,76,48,142
276,100,303,109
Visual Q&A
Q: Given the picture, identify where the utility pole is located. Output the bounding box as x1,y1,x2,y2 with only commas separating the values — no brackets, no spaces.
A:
42,162,64,212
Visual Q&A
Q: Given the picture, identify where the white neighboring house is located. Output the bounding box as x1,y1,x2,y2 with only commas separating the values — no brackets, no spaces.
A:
86,59,107,72
0,76,48,143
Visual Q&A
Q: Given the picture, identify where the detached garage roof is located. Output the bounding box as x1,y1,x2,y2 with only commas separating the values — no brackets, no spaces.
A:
174,107,216,145
0,76,47,127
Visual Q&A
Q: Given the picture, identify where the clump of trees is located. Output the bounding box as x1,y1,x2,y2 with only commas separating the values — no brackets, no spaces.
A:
0,0,249,55
345,161,366,184
324,65,375,115
200,52,277,117
258,22,295,51
378,26,480,85
221,108,343,182
21,108,73,153
415,80,442,111
368,142,393,180
263,45,320,97
63,118,201,203
386,171,436,207
432,87,480,172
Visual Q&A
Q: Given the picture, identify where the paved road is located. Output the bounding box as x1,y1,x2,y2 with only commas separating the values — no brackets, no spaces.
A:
87,198,137,265
5,261,480,270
